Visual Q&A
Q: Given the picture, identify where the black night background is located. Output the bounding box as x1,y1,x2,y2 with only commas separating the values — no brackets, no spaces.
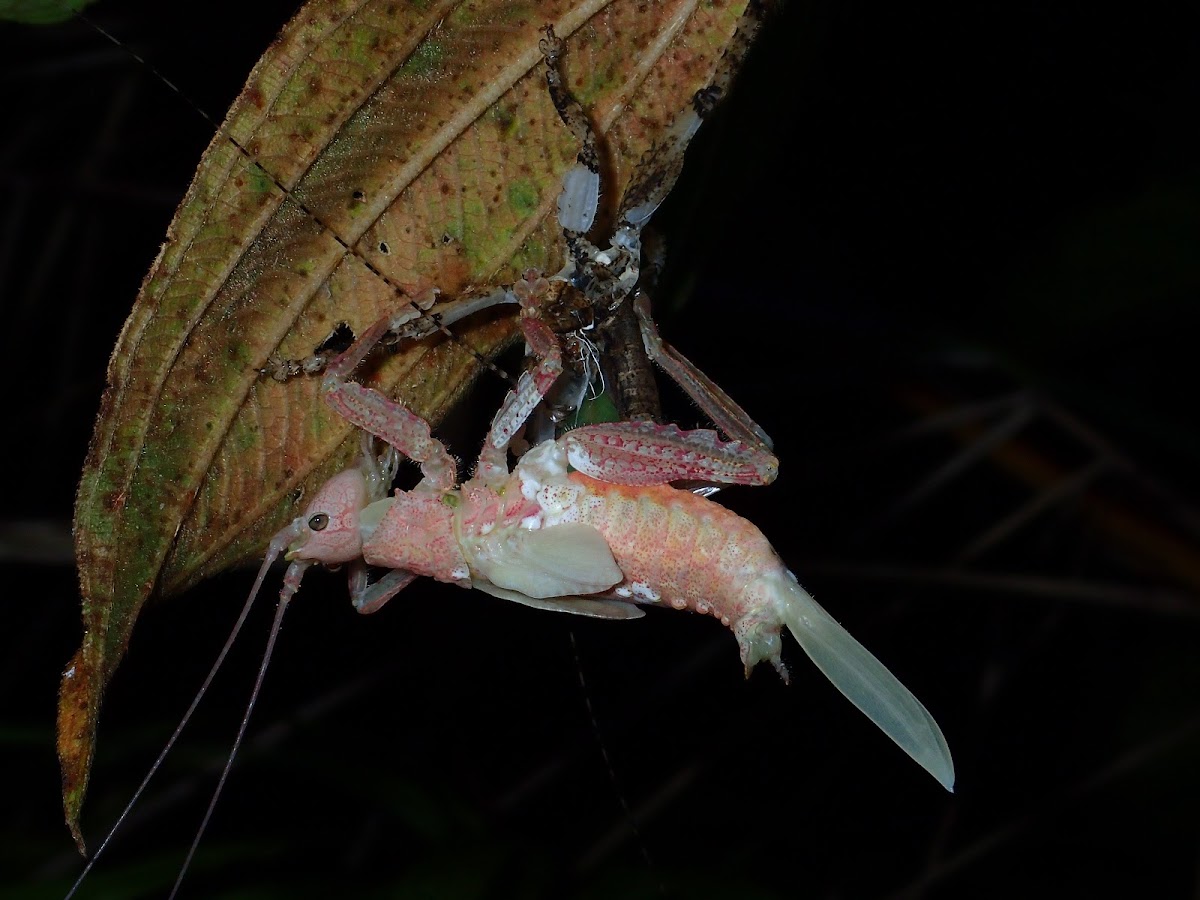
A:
2,2,1198,897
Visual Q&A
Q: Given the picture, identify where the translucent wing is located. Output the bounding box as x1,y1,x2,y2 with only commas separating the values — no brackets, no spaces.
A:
472,580,644,620
471,523,624,600
778,572,955,791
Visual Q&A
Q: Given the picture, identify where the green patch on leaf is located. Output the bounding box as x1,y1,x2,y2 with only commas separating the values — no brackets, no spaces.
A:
246,164,274,195
399,39,444,79
0,0,96,24
507,179,540,218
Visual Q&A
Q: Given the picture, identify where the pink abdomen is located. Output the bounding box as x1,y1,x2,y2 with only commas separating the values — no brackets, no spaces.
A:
567,473,782,622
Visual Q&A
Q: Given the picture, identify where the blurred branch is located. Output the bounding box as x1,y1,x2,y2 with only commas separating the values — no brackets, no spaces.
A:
0,518,72,565
804,562,1200,617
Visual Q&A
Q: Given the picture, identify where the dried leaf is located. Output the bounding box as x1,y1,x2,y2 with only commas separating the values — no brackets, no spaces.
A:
62,0,756,848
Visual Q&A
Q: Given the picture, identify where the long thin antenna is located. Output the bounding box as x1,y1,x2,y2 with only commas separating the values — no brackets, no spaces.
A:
168,561,306,898
63,544,288,899
567,631,661,890
77,13,513,386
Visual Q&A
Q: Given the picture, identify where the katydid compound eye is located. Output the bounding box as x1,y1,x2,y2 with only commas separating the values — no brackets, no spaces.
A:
308,513,330,531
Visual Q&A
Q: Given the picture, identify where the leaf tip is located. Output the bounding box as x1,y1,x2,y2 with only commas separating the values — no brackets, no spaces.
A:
57,645,97,856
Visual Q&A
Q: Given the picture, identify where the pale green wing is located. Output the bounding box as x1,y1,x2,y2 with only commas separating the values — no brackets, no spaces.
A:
778,573,955,791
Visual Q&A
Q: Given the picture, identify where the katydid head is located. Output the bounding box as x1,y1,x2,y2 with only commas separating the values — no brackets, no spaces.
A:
283,468,369,565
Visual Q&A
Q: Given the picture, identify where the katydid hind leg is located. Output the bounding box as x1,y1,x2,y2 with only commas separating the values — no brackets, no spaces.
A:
565,421,778,487
632,291,775,453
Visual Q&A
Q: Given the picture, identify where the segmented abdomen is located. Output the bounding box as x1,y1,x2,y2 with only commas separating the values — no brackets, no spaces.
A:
566,472,782,623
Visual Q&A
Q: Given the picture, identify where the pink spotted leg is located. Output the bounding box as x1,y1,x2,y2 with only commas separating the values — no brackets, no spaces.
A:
565,420,778,488
346,566,418,615
475,286,564,486
321,313,458,491
632,291,776,456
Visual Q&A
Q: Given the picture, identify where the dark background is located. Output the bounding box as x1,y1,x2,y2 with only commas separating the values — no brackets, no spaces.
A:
3,1,1199,897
